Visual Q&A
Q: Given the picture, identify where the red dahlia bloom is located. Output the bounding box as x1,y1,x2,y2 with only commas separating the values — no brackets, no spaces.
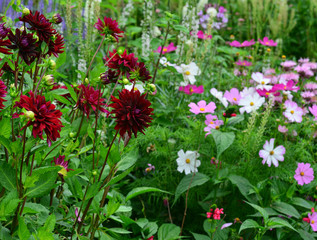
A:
52,155,72,177
0,80,7,110
46,33,65,57
8,29,39,65
0,22,10,39
130,62,152,83
94,17,123,42
109,89,154,138
105,49,138,79
15,91,63,146
100,69,119,85
19,10,56,43
76,84,109,118
0,39,12,55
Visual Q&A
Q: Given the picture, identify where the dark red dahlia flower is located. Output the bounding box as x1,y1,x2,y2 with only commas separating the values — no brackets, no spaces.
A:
0,22,10,39
105,49,138,79
100,69,119,85
130,62,152,83
46,33,64,57
0,39,12,55
19,10,56,43
0,80,7,110
8,29,39,65
52,155,72,177
109,89,154,138
52,13,63,25
14,91,63,146
94,17,123,42
76,84,109,118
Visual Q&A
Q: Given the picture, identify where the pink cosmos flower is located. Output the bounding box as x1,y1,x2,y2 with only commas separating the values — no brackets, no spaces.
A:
309,105,317,120
304,82,317,90
258,37,277,47
188,100,216,114
229,39,255,47
235,60,252,66
256,87,280,98
273,80,299,92
294,163,314,186
154,42,177,54
294,65,314,78
278,125,288,133
279,73,300,83
204,121,224,136
299,58,310,64
259,138,285,167
308,212,317,231
224,88,241,105
197,30,212,40
302,62,317,72
179,84,204,95
283,100,304,123
281,61,297,71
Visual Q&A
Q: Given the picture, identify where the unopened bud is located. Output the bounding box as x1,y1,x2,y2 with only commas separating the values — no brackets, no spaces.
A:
122,78,129,85
22,8,30,17
69,132,75,138
19,26,26,32
25,111,35,121
48,59,56,70
117,46,125,55
92,170,98,176
148,83,156,92
52,13,63,24
267,48,271,53
84,78,89,84
44,74,54,86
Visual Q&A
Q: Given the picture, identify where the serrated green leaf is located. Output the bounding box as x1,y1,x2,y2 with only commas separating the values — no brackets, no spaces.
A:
18,216,31,240
292,197,313,209
64,82,78,102
0,161,16,191
227,175,257,203
117,151,138,171
267,217,297,232
192,232,210,240
0,118,11,138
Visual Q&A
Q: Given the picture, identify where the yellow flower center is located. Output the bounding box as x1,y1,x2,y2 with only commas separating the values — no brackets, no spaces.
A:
215,126,220,130
210,121,214,125
190,88,193,92
270,151,274,155
250,102,254,106
186,158,190,164
265,42,269,45
261,81,265,84
200,108,205,111
265,92,270,95
290,110,294,114
163,48,168,52
134,87,138,91
300,172,305,176
58,166,67,176
233,97,237,101
185,71,191,75
284,86,287,89
243,62,245,65
145,168,151,172
312,220,315,224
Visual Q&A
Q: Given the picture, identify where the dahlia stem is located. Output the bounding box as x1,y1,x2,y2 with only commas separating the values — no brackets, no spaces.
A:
14,54,20,88
74,113,85,143
19,128,27,197
151,21,170,85
92,83,102,171
34,66,48,96
85,35,106,80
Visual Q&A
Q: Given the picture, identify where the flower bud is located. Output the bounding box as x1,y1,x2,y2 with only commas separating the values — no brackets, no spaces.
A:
267,48,271,53
22,8,30,17
19,26,26,32
148,83,156,92
92,170,98,176
117,46,125,55
122,78,129,85
69,132,75,138
52,13,63,24
84,78,89,84
25,111,35,121
44,74,54,86
48,59,56,70
282,55,286,59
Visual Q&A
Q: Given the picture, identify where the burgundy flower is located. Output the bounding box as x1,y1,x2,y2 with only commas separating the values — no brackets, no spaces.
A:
76,84,109,118
19,10,56,43
52,155,72,177
130,62,152,83
0,22,10,39
94,17,123,42
8,29,39,65
100,69,119,85
0,39,12,55
52,13,63,25
14,91,63,146
0,80,7,110
46,33,64,57
109,89,154,138
105,49,138,79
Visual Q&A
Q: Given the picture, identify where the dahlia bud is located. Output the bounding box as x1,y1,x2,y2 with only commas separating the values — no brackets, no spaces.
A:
48,59,56,70
148,83,156,92
92,170,98,176
25,111,35,121
117,46,125,55
122,78,129,85
282,55,286,59
84,78,89,84
69,132,75,138
22,8,30,17
10,84,17,97
44,74,54,86
52,13,63,24
19,26,26,32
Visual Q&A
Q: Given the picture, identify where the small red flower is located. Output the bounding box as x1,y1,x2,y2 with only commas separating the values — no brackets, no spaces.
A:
109,89,154,138
14,91,63,146
76,84,109,118
46,33,64,57
94,17,123,42
0,80,7,110
19,10,56,43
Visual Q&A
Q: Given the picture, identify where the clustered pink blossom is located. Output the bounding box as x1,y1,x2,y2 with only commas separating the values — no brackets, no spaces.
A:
179,84,204,95
206,208,224,220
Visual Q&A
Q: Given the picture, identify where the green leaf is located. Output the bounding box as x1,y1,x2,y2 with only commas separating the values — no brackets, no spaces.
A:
192,232,210,240
227,175,257,203
117,151,138,171
292,197,313,209
172,25,189,33
158,224,181,240
267,217,297,232
125,187,170,202
0,138,11,154
227,115,244,126
0,117,11,138
25,167,60,198
272,202,301,219
286,183,296,198
239,219,260,234
173,173,210,205
64,82,78,102
0,191,20,221
52,94,72,106
18,216,31,240
298,229,316,240
245,201,269,222
0,161,17,191
43,214,56,232
107,228,131,234
210,130,235,159
105,166,134,187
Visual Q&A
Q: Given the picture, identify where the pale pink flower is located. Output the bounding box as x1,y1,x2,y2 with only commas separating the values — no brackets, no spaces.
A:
258,37,277,47
259,138,285,167
252,72,272,91
224,88,241,105
308,212,317,231
196,30,212,40
309,105,317,120
210,88,228,107
299,58,310,64
278,125,288,133
302,62,317,72
279,73,299,83
294,65,314,78
294,163,314,186
188,100,216,114
283,100,304,123
235,60,252,66
304,82,317,90
281,61,297,71
221,223,233,230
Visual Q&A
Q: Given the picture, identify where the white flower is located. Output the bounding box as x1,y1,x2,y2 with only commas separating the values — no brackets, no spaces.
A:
174,62,201,85
125,83,145,93
197,0,208,11
239,92,265,114
251,72,272,91
152,26,161,37
176,149,201,175
210,88,228,107
207,7,218,18
259,138,285,167
240,87,256,98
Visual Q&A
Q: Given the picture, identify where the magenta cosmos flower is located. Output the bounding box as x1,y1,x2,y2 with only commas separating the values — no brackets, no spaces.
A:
188,100,216,114
235,60,252,66
308,212,317,231
258,37,277,47
154,42,177,54
229,39,255,47
309,105,317,120
179,84,204,95
283,100,304,123
224,88,241,105
197,30,212,40
259,138,285,167
294,163,314,186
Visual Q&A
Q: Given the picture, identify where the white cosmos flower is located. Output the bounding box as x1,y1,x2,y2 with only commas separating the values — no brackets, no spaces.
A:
251,72,272,91
125,83,145,93
240,87,256,98
259,138,285,167
159,57,175,67
176,149,201,175
239,92,265,114
174,62,201,85
210,88,228,107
